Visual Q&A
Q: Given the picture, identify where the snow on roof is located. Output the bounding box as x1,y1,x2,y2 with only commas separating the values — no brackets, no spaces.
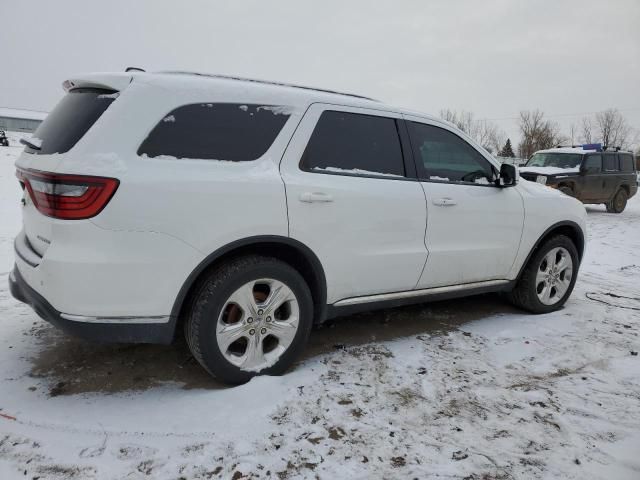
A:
0,107,48,121
161,71,378,101
534,147,595,155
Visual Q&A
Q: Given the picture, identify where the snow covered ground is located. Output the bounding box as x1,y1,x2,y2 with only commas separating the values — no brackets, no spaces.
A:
1,138,639,479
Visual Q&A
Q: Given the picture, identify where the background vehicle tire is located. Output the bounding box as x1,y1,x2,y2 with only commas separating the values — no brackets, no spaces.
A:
605,189,627,213
559,186,574,197
185,255,313,384
508,235,579,314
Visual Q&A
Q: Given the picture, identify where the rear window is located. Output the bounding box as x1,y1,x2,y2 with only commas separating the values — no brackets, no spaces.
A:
138,103,290,161
619,154,635,172
300,111,405,177
25,88,117,155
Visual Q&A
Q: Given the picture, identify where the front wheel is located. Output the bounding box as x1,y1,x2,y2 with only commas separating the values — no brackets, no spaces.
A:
185,255,313,384
508,235,579,314
606,189,627,213
559,186,574,197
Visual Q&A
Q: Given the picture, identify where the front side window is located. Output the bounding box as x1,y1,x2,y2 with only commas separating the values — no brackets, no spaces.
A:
603,154,618,172
300,111,405,177
138,103,290,161
584,154,602,173
407,122,495,184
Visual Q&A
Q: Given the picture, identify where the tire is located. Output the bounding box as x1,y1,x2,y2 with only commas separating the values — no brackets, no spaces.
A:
508,235,579,314
559,186,574,197
605,189,628,213
185,255,313,384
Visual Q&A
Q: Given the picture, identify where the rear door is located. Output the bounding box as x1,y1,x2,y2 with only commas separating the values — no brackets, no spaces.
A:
602,153,620,201
280,104,428,303
404,116,524,288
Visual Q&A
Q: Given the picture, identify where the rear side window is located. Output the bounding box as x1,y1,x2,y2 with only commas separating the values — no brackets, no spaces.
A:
300,111,405,177
603,154,618,172
407,122,495,184
25,88,117,155
138,103,290,161
619,154,634,172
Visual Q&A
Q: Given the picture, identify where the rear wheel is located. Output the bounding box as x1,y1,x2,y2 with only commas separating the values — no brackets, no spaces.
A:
185,255,313,384
606,189,627,213
508,235,579,314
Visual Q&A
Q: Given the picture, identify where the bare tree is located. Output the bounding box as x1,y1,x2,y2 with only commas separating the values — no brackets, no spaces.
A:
580,118,594,144
594,109,632,148
517,110,566,158
439,109,504,154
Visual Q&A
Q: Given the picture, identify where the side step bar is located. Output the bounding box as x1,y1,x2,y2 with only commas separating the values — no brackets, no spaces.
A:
333,279,511,307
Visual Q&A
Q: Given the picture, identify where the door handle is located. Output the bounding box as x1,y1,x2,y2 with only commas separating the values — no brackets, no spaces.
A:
433,197,457,206
299,192,334,203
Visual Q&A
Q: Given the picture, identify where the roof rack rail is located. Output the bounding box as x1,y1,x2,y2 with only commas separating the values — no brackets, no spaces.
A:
602,145,621,152
125,67,145,72
160,71,378,101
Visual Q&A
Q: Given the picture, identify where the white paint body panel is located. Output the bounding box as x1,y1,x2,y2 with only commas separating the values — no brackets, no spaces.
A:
13,71,587,323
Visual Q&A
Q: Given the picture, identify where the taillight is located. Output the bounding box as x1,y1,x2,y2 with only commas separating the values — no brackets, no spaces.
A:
16,168,119,220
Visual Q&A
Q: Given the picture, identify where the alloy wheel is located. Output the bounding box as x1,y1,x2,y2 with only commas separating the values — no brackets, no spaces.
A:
535,247,573,306
216,279,300,372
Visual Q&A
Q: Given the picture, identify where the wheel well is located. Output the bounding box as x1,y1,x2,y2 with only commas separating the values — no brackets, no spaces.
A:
516,222,585,283
172,238,327,336
533,223,585,263
557,182,574,191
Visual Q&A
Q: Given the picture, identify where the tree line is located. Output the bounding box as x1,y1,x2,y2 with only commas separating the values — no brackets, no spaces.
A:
439,108,638,159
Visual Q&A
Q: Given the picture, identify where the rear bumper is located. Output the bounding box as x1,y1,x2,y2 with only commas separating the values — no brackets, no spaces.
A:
9,266,176,344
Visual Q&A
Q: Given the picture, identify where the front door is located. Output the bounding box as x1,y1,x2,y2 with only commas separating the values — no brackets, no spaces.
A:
404,116,525,288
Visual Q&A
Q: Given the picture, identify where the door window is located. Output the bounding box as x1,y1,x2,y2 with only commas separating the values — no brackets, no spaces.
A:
300,111,405,177
407,122,495,185
603,154,618,172
584,154,602,173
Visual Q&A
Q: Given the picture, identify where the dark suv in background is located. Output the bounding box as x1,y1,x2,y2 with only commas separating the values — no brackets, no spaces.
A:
519,145,638,213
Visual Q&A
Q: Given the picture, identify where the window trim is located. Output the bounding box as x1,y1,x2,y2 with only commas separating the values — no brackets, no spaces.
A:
405,119,500,188
298,109,417,182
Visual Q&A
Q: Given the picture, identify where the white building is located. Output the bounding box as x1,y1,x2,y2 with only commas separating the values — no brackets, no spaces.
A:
0,107,48,133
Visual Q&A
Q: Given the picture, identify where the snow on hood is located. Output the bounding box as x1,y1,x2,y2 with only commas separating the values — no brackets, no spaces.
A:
519,166,580,175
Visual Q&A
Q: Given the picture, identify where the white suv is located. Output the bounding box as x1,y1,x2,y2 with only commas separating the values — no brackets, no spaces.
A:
10,71,587,384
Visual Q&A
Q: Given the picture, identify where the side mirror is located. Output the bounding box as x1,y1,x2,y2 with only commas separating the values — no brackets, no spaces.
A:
498,163,518,187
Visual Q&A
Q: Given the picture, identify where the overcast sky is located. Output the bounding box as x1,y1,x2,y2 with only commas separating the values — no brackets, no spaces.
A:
2,0,639,148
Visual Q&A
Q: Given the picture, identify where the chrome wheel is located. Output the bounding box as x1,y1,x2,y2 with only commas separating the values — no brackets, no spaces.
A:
216,278,300,372
535,247,573,306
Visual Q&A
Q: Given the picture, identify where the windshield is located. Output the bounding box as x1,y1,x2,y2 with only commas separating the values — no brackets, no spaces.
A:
526,153,583,169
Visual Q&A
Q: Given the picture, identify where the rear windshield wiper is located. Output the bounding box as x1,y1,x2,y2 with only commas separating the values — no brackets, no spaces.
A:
20,137,42,151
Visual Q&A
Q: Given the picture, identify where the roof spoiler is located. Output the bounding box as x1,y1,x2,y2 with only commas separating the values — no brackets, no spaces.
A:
62,72,137,93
